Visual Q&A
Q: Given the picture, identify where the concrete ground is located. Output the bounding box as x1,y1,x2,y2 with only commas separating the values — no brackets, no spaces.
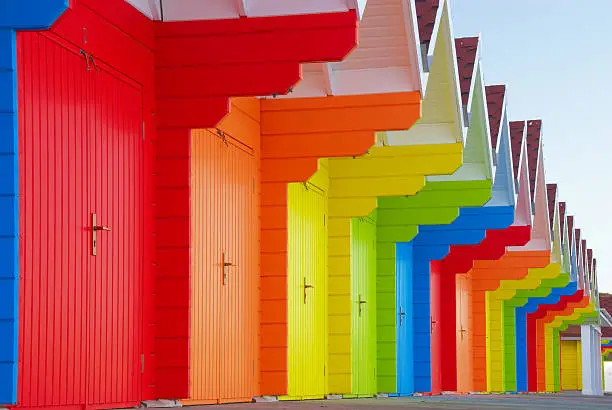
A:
155,393,611,410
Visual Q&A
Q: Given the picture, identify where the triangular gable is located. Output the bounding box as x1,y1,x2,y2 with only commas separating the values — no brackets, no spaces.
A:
426,36,493,182
526,119,550,251
484,85,515,207
388,0,463,145
509,121,532,227
581,239,588,292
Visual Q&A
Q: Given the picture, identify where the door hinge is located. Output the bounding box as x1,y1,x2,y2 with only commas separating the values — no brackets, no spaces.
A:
141,354,145,374
142,121,145,140
324,364,326,376
252,177,255,193
323,214,326,226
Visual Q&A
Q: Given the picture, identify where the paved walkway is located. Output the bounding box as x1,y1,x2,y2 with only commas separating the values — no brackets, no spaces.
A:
157,393,612,410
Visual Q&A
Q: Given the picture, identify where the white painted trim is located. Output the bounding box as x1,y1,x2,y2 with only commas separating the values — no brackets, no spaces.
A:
322,63,336,96
403,0,425,96
125,0,362,21
236,0,248,16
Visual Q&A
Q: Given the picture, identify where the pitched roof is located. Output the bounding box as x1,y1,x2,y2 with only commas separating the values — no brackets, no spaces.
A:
485,85,505,150
509,121,525,180
587,249,593,275
600,293,612,337
415,0,440,46
454,37,479,106
547,184,557,231
526,120,543,201
575,229,581,253
559,202,567,238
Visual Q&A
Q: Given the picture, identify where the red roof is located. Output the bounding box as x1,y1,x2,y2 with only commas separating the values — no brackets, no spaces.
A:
559,202,566,239
485,85,505,150
415,0,440,45
547,184,557,231
509,121,525,180
455,37,479,106
526,120,543,201
600,293,612,337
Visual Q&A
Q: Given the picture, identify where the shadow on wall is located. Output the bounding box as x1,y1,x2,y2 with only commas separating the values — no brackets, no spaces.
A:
605,361,612,393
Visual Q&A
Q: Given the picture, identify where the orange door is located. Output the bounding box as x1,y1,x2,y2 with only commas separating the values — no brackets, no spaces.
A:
190,129,258,404
456,274,473,393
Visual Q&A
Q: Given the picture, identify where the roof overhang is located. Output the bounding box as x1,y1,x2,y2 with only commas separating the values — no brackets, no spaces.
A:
266,0,422,99
125,0,368,21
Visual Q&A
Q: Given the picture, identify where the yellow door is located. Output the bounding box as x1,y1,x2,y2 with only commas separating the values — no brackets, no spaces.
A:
286,181,328,399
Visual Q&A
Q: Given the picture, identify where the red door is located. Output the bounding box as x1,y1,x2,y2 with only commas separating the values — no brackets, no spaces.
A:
17,32,143,409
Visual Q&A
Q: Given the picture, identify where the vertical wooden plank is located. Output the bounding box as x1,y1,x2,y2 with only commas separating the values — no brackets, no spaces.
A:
17,32,90,408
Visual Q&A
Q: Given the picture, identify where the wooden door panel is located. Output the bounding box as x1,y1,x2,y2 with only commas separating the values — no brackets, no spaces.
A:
286,182,327,399
18,31,90,409
190,130,258,403
190,129,224,403
87,55,143,408
220,134,257,402
351,217,377,396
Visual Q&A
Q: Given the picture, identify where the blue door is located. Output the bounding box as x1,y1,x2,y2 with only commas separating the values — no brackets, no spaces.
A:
396,242,414,395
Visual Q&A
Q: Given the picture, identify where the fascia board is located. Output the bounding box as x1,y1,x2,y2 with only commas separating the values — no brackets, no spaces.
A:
404,0,425,96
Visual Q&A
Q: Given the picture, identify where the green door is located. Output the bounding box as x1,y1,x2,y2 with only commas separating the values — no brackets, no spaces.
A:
351,214,377,396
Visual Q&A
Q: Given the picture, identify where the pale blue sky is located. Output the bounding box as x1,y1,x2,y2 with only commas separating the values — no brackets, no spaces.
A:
450,0,612,293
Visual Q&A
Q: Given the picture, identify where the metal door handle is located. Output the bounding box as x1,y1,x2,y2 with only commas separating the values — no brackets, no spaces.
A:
399,307,406,326
304,277,314,304
93,226,111,231
222,252,234,286
358,294,367,317
91,213,110,256
430,318,438,333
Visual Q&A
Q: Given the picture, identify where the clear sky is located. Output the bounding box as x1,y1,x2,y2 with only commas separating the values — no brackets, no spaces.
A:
450,0,612,293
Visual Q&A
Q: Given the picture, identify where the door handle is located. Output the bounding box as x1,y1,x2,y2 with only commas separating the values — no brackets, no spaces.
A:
222,252,235,286
399,307,406,326
91,213,111,256
358,294,367,317
430,318,438,334
303,277,314,304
